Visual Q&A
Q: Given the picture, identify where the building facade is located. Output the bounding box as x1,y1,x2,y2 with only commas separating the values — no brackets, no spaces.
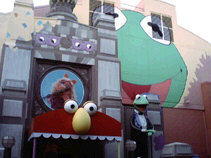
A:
0,0,211,158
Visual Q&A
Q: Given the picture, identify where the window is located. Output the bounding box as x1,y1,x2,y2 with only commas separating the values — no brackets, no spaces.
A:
151,13,174,42
89,0,114,25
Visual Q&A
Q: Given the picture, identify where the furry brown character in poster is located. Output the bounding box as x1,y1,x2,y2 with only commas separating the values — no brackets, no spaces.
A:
48,74,77,109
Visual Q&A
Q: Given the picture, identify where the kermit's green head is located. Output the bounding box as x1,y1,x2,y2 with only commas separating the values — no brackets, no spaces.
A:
133,94,149,113
115,8,187,107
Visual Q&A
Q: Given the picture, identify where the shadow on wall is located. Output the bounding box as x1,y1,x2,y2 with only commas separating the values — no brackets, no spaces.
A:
184,54,211,107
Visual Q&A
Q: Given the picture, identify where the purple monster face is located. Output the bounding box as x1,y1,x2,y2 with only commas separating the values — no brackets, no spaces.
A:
72,39,95,52
36,34,95,52
36,34,61,47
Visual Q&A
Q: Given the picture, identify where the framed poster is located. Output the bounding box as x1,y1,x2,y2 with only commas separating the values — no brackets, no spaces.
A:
38,68,85,110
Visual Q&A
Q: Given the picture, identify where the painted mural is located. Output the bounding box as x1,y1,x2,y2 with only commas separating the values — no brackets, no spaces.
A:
1,0,211,111
114,9,187,107
91,1,188,108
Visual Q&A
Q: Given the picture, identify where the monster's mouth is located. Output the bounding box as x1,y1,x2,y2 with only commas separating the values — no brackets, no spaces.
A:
122,79,172,105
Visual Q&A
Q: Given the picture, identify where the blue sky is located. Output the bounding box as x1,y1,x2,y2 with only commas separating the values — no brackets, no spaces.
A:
0,0,211,44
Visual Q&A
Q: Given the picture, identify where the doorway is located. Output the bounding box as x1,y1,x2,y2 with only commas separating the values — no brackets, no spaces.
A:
36,137,104,158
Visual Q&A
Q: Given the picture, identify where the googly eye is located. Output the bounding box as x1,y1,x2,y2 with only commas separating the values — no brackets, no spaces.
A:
39,36,45,42
86,44,92,49
75,42,80,47
84,102,97,116
51,38,57,44
36,34,47,44
135,94,141,100
72,39,83,50
140,16,170,45
114,7,127,30
64,100,78,114
84,41,95,52
48,36,61,46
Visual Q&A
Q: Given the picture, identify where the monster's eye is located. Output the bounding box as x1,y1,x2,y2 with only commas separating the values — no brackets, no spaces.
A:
114,7,127,31
135,94,141,100
87,44,92,49
140,16,170,45
39,37,45,42
51,38,57,44
48,36,61,46
36,34,47,44
84,102,97,116
75,42,80,47
72,39,83,50
84,41,95,52
64,100,78,114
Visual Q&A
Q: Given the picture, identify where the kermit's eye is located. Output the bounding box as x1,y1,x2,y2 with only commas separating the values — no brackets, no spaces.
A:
84,102,97,116
64,100,78,114
135,94,141,100
140,16,171,45
114,7,127,31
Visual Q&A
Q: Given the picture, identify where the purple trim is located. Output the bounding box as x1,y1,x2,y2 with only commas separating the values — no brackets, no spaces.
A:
84,41,95,52
153,134,165,151
36,34,47,45
32,138,37,158
71,39,84,50
47,36,62,46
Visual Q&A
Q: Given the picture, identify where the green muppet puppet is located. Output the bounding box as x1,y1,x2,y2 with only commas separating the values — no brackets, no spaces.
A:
130,94,156,158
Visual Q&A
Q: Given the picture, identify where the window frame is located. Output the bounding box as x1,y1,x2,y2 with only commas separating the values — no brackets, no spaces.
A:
151,12,174,42
89,0,115,25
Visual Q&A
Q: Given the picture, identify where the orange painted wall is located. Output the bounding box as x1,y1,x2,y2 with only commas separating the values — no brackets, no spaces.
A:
163,108,208,157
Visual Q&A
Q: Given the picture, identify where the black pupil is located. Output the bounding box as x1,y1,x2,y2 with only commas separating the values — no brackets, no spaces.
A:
88,45,91,49
39,38,44,41
76,43,80,47
71,104,75,109
52,39,56,43
89,107,94,111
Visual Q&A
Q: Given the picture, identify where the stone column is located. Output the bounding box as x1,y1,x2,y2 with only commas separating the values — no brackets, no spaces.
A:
94,14,123,158
0,0,34,157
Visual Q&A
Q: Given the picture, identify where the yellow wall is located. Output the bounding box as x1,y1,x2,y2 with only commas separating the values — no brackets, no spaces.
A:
0,13,11,60
74,0,90,25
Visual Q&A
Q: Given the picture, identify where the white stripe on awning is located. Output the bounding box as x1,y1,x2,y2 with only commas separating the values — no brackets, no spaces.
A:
28,132,122,142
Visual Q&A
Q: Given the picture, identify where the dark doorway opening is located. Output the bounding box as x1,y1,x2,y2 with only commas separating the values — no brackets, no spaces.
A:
36,137,104,158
